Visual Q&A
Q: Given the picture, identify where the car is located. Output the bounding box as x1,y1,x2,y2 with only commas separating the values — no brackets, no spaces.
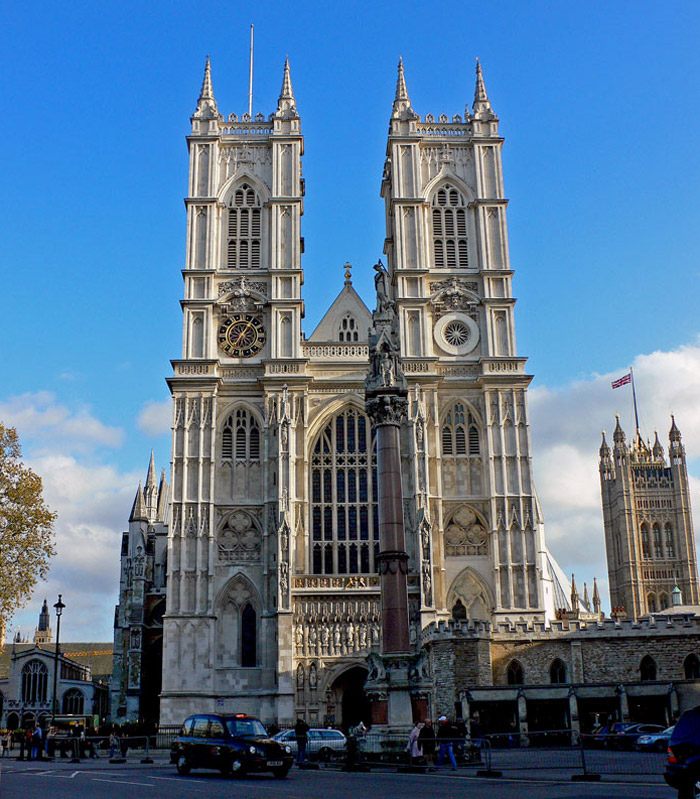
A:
636,725,675,752
273,728,347,761
610,722,666,750
665,706,700,797
170,713,294,778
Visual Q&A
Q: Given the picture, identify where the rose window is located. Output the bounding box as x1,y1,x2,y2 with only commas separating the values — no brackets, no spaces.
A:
443,320,470,346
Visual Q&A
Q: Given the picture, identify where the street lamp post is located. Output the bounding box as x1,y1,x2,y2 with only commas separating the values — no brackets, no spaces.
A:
51,595,65,726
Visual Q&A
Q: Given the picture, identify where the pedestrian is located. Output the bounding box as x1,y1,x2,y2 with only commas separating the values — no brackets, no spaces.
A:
3,730,12,757
436,716,457,770
418,719,436,771
109,731,118,759
294,717,309,765
120,731,129,759
30,724,43,761
406,721,423,766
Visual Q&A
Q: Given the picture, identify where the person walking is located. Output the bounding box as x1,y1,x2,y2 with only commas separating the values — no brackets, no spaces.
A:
436,716,457,770
406,721,423,766
109,731,118,759
418,719,436,771
294,718,310,765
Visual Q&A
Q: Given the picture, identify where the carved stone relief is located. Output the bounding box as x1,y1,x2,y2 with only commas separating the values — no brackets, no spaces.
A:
217,509,262,563
444,506,488,556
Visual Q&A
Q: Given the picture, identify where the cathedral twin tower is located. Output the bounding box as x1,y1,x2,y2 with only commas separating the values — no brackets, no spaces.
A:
158,56,558,725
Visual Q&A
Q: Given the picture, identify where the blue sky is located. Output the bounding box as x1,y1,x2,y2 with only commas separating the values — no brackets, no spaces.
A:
2,1,700,640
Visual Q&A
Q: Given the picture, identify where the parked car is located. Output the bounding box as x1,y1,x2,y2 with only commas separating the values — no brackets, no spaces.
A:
273,728,347,761
665,706,700,797
636,725,675,752
170,713,293,778
610,722,666,750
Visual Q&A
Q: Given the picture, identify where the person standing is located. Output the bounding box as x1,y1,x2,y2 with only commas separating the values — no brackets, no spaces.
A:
30,724,43,761
406,721,423,766
436,716,457,770
294,718,309,765
418,719,436,771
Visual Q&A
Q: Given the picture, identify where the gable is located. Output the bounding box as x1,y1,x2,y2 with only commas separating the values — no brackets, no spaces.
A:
308,283,372,342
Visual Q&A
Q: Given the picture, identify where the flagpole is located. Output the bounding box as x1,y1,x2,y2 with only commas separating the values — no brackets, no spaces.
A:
630,366,641,435
248,24,254,119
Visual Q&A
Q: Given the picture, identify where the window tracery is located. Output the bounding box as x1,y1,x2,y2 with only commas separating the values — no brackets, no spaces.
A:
222,409,260,462
441,403,480,456
310,408,378,575
226,183,262,269
62,688,85,715
21,660,48,704
431,185,468,269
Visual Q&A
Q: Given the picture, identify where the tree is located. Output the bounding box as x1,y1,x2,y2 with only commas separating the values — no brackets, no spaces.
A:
0,424,56,631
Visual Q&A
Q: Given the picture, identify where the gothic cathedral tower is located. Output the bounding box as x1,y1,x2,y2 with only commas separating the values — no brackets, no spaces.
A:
600,417,700,619
382,60,553,627
160,58,560,727
160,59,303,724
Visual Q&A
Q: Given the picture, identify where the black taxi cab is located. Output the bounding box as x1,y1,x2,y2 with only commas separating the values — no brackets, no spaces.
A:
171,713,293,778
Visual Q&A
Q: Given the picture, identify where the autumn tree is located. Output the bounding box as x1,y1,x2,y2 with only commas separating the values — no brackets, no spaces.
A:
0,424,56,632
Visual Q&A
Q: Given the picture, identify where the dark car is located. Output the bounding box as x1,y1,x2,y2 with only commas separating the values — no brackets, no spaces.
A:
610,722,666,750
170,713,294,778
665,706,700,797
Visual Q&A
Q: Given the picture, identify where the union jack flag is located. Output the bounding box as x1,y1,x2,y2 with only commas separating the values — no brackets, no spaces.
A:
611,373,632,389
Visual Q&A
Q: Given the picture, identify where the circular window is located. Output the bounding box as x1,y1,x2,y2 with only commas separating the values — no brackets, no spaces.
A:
434,312,480,355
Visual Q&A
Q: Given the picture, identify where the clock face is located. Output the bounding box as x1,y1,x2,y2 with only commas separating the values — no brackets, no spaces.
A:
218,314,266,358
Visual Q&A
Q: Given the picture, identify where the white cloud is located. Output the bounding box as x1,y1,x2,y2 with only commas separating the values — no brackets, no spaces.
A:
138,399,171,436
530,339,700,609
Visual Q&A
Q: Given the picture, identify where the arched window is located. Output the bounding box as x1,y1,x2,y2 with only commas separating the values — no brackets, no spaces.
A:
684,654,700,679
222,409,260,462
641,524,650,559
441,403,480,456
338,314,359,343
451,599,467,621
647,593,657,613
226,183,262,269
653,524,663,558
659,592,669,610
665,523,675,558
62,688,85,715
506,660,524,685
21,660,48,704
550,658,567,684
310,408,378,575
640,655,657,681
241,603,257,667
431,185,469,269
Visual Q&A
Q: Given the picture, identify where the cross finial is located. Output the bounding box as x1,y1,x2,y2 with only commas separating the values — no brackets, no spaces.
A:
344,262,352,284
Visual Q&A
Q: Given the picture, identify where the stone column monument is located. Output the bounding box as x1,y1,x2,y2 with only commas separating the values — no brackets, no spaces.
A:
364,260,427,729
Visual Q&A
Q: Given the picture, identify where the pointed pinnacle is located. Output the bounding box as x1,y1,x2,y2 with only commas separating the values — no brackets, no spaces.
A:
392,57,412,116
280,57,295,101
146,450,157,487
129,482,147,521
199,55,215,102
473,57,494,117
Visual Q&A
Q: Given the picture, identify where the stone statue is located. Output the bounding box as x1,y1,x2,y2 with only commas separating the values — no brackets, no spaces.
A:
373,260,394,314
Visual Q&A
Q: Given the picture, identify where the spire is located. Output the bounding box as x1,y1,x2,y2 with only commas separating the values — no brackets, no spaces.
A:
472,58,495,119
157,468,168,522
276,57,297,115
38,599,50,631
612,414,626,446
583,582,590,610
570,573,579,609
129,482,147,522
652,430,664,460
599,430,611,459
194,55,218,119
592,578,601,614
146,451,157,488
392,57,412,117
669,414,682,443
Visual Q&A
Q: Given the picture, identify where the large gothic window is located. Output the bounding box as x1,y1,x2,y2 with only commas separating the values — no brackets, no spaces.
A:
222,409,260,462
310,408,378,575
21,660,48,704
506,660,524,685
653,524,663,558
441,403,480,456
549,658,567,684
640,655,657,681
431,185,468,269
640,524,650,559
226,183,262,269
62,688,85,715
684,653,700,679
665,523,675,558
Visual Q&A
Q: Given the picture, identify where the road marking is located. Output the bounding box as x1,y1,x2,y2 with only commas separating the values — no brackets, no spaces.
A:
30,770,81,778
93,778,156,787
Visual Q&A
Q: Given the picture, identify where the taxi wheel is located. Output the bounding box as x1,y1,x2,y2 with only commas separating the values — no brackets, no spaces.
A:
318,747,332,762
176,754,191,775
273,766,291,779
230,756,247,778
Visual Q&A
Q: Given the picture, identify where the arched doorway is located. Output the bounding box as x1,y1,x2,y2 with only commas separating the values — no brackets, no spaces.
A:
330,666,371,732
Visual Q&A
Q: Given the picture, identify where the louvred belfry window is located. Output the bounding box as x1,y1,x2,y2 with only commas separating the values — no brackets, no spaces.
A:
222,409,260,462
431,185,468,269
441,403,480,456
227,184,262,268
310,408,378,575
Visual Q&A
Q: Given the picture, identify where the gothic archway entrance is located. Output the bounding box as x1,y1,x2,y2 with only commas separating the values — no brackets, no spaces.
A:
329,666,371,732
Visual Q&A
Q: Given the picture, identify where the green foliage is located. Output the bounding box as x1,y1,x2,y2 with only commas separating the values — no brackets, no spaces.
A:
0,424,56,630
